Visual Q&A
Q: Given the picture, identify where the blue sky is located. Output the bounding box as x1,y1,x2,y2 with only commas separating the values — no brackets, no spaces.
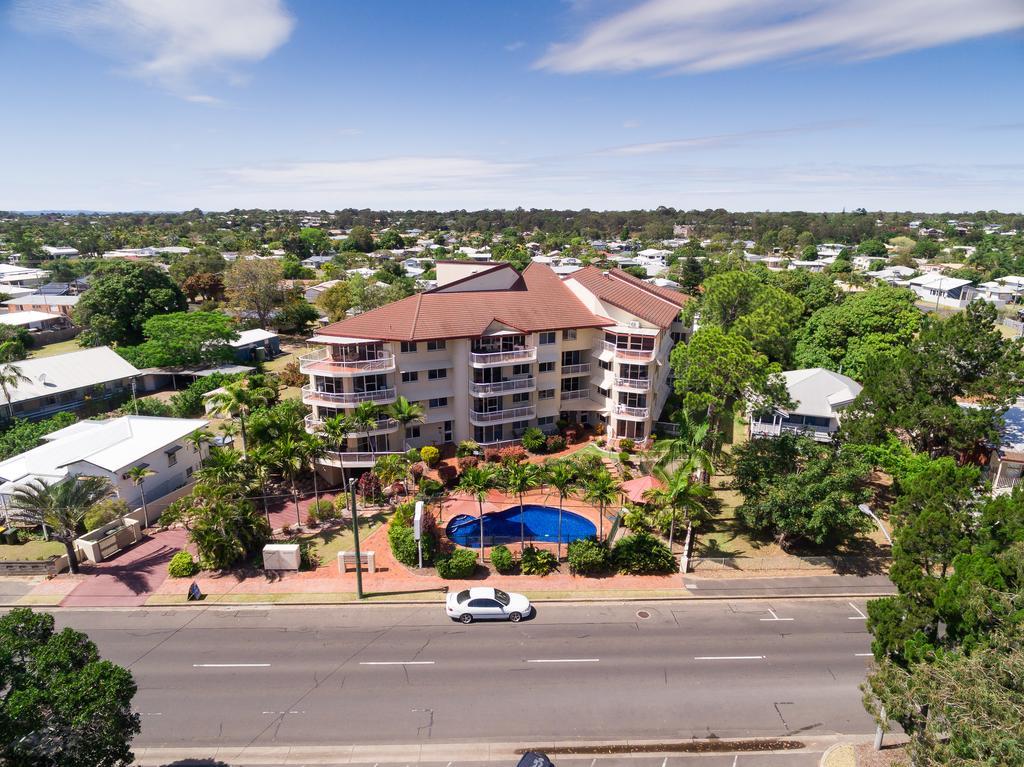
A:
2,0,1023,212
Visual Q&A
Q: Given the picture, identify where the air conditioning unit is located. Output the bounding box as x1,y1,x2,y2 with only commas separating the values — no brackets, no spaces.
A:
628,321,640,329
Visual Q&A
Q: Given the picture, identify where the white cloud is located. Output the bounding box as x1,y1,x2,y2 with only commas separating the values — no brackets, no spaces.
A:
536,0,1024,74
13,0,295,99
601,121,859,155
504,41,525,52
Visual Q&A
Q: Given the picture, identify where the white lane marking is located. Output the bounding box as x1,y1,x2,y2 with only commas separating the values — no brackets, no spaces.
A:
848,602,868,619
192,663,270,668
855,653,874,657
759,608,794,622
262,710,306,715
732,756,739,767
694,655,766,660
359,661,436,666
660,758,667,767
139,712,163,716
526,658,600,663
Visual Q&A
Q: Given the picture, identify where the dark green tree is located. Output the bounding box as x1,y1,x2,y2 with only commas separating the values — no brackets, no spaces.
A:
75,262,187,347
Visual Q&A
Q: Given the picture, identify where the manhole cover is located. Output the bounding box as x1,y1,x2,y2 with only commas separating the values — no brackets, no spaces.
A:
637,610,651,619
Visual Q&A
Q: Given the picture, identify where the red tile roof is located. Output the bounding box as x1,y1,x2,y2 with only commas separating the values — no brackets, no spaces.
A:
567,267,688,328
317,263,613,342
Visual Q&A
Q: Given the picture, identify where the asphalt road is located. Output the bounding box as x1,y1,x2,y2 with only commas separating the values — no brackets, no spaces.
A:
48,598,879,755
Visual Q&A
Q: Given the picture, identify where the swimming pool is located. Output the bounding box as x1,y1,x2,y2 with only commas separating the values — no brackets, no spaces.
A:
445,504,597,548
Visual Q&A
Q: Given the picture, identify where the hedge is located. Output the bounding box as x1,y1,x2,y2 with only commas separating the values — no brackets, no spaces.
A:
387,500,437,566
435,548,477,579
167,551,199,578
490,544,518,574
612,532,676,575
567,538,611,576
521,545,558,576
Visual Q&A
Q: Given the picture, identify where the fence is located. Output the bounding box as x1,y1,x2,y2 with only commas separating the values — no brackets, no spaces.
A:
688,554,889,572
1003,319,1024,338
0,557,64,576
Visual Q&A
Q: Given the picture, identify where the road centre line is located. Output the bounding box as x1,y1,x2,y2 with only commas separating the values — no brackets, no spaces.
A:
694,655,766,660
854,653,874,657
192,663,270,668
359,661,436,665
848,602,868,619
526,658,601,663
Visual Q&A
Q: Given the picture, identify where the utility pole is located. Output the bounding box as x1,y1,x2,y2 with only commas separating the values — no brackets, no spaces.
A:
349,477,363,600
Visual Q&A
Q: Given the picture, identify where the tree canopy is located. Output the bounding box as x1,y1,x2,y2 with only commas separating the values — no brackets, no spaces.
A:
224,258,283,329
118,311,240,369
75,262,187,347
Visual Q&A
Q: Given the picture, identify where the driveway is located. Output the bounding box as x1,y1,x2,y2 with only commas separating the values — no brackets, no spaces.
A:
61,528,190,607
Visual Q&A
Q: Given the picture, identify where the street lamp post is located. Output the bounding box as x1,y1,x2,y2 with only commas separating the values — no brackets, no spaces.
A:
349,477,363,600
858,503,892,545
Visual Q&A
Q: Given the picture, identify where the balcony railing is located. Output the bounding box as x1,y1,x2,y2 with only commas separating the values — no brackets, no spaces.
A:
561,363,591,376
749,420,833,442
320,450,403,468
299,348,396,376
301,385,397,406
468,377,536,397
560,388,591,401
600,341,656,362
615,377,650,392
469,346,537,367
304,413,398,434
614,403,650,419
469,405,536,425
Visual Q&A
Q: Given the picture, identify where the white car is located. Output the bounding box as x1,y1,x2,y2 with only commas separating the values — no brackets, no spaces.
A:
445,587,532,623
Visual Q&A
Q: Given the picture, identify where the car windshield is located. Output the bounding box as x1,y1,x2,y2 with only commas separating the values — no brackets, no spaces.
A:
456,589,471,603
493,589,510,606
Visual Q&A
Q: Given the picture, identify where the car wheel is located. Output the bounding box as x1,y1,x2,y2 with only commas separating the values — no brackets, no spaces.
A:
508,611,522,622
460,612,473,624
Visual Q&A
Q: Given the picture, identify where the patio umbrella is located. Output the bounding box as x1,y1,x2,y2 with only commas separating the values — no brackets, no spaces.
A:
620,475,664,504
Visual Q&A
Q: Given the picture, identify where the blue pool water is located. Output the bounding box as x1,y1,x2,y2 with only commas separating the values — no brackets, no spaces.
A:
446,504,597,548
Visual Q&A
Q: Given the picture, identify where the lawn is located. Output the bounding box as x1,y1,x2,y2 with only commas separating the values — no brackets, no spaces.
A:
28,337,82,359
295,510,392,566
0,539,66,561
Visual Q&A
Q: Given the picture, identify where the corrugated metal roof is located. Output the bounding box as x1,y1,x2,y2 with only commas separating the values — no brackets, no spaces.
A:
0,347,140,405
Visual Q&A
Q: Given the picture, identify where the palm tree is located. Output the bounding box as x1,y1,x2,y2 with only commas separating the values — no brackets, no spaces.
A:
273,434,306,526
544,460,578,560
646,464,711,553
652,411,714,483
197,446,248,486
582,468,619,542
10,476,112,574
321,413,354,490
0,361,31,421
500,461,542,554
206,381,271,456
218,420,240,447
185,428,215,464
374,453,410,497
302,434,328,509
126,464,157,528
350,402,383,462
387,396,424,450
247,458,274,528
457,464,498,562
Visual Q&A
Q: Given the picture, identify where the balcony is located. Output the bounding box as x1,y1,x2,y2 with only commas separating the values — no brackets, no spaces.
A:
749,420,833,443
304,413,399,435
320,450,403,469
469,376,536,397
614,403,650,420
299,348,396,376
301,385,398,407
561,362,591,376
469,405,536,426
615,377,650,392
600,341,656,362
560,388,592,401
469,346,537,367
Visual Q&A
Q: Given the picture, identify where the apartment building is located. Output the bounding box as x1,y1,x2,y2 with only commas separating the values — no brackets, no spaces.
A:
300,262,688,477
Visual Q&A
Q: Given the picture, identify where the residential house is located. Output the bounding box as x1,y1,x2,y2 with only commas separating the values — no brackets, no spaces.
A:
975,281,1016,308
748,368,862,442
907,273,975,308
304,279,342,304
3,294,79,319
866,265,917,285
0,311,69,332
299,262,688,476
300,254,334,270
0,347,140,421
0,415,208,519
0,264,48,289
40,246,80,259
230,328,281,363
986,399,1024,496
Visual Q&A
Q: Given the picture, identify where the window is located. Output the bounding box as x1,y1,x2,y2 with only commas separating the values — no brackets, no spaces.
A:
539,361,555,373
444,420,453,442
401,370,419,383
407,425,421,439
512,363,530,376
167,452,177,467
538,389,555,400
599,358,612,371
512,392,530,404
597,386,610,398
428,397,448,408
400,341,418,353
428,368,447,380
426,339,446,351
538,331,556,345
538,416,555,426
562,329,577,341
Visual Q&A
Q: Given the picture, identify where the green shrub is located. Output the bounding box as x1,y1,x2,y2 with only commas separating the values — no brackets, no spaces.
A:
435,548,478,579
622,505,652,533
456,440,480,458
618,438,634,453
84,499,130,531
387,500,436,566
420,445,440,467
297,540,320,571
306,500,337,526
612,532,676,575
333,495,350,517
521,427,547,453
405,447,422,463
545,435,566,453
567,538,611,576
167,550,199,578
490,544,518,574
618,451,632,464
418,477,444,498
520,545,558,576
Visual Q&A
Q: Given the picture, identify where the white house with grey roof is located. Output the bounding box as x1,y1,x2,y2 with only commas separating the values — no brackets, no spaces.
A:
0,346,140,421
749,368,862,442
0,415,208,523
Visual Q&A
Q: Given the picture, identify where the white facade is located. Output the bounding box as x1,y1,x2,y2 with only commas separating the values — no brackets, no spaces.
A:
748,368,862,442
